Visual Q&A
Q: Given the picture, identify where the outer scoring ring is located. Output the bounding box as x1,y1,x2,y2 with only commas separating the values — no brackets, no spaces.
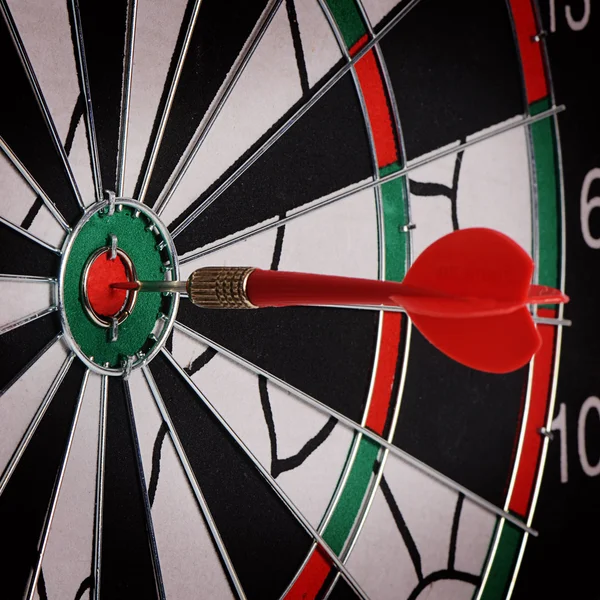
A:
58,199,180,377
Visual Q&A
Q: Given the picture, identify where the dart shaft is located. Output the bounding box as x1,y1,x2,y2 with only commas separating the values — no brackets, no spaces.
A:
140,280,187,293
247,268,414,307
243,269,525,317
111,280,187,293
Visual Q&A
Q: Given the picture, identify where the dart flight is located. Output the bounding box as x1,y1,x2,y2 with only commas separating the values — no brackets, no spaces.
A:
112,228,569,374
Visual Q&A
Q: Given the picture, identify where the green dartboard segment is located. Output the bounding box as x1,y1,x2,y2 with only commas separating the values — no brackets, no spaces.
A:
62,205,175,368
479,521,523,599
322,437,381,554
380,162,409,282
325,0,367,47
531,97,560,293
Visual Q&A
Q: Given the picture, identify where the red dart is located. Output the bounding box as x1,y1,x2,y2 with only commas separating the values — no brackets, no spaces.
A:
111,228,568,373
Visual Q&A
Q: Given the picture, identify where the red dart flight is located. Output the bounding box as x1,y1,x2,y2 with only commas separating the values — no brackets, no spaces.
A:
112,228,569,374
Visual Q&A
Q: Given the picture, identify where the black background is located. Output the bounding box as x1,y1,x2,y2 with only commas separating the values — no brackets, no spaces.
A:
513,3,600,598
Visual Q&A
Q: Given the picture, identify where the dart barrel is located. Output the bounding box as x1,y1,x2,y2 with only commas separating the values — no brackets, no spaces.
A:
187,266,257,309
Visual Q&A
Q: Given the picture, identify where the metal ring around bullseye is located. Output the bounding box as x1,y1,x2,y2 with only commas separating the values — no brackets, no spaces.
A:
81,246,138,327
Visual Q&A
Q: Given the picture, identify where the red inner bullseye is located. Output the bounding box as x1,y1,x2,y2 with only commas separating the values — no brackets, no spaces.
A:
86,251,131,317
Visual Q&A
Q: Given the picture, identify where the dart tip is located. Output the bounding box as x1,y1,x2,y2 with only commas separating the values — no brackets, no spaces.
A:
110,281,140,290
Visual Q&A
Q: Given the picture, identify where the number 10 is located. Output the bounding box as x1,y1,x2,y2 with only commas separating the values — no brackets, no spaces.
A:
551,397,600,482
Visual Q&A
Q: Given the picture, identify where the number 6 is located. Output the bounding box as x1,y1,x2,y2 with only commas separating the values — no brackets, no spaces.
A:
580,168,600,249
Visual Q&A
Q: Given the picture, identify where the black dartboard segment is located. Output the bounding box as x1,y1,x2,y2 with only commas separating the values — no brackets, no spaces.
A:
177,300,378,424
0,12,80,225
324,576,361,600
395,330,529,506
379,0,525,159
100,376,160,599
0,220,59,277
0,358,85,599
74,0,129,193
141,0,269,206
170,71,372,256
0,311,60,394
150,352,312,600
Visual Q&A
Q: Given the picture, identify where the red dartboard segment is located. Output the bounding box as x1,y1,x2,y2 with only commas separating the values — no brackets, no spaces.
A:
509,308,557,516
349,33,369,56
353,49,399,169
285,547,331,600
508,0,548,104
365,313,402,434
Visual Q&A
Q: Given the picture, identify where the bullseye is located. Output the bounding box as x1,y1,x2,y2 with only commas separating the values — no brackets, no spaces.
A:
81,246,138,327
59,199,178,372
87,251,129,317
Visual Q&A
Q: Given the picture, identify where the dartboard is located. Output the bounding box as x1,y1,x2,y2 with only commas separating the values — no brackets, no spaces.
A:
1,0,598,598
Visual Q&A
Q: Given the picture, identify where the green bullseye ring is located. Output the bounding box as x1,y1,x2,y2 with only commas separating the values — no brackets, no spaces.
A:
59,200,179,374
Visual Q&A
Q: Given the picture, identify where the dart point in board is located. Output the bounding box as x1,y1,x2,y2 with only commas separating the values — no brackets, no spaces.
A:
110,228,568,374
